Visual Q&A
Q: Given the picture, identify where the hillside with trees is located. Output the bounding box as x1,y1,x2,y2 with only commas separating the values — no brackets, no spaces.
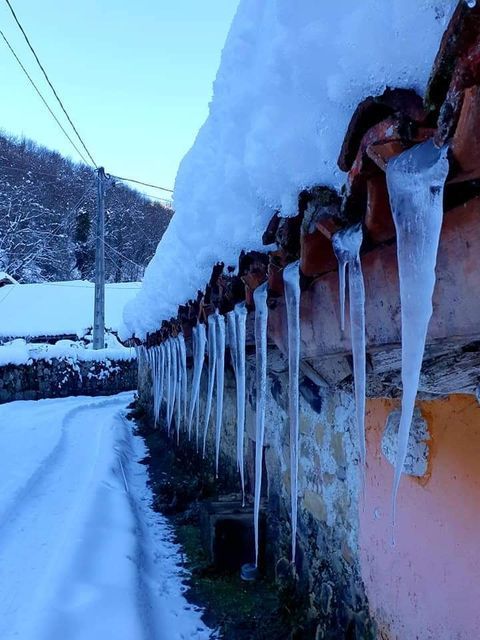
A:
0,132,172,283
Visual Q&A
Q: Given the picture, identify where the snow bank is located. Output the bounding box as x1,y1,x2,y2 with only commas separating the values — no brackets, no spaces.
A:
0,336,135,367
0,281,141,339
123,0,457,339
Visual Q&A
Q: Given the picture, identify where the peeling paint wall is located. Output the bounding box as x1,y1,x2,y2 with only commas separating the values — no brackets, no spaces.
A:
360,395,480,640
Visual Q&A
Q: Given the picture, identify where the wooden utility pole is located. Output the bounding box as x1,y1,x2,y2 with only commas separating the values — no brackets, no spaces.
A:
93,167,106,349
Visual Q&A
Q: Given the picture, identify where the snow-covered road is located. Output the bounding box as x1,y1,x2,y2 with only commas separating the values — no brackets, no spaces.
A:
0,393,212,640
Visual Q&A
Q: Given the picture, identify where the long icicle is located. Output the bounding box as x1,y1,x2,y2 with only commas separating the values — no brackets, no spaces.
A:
153,346,160,426
227,312,239,463
283,261,301,564
175,338,182,444
227,311,238,377
188,327,198,440
179,333,188,432
253,282,268,567
386,140,449,539
165,339,172,432
159,343,165,423
196,323,206,404
203,314,217,457
150,347,158,425
235,302,248,506
332,224,367,470
188,324,206,438
214,312,226,477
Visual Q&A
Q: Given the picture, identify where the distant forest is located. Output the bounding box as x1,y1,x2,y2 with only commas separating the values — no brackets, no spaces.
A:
0,132,173,283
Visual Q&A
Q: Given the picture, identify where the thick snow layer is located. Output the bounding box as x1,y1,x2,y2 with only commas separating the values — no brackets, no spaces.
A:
0,394,211,640
123,0,457,338
0,281,141,339
0,336,136,367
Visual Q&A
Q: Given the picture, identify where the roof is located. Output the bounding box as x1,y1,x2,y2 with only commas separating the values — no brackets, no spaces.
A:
0,272,19,286
0,281,141,339
123,0,458,340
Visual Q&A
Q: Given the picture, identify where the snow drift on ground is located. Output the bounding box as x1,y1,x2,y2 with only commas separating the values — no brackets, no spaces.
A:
0,281,141,339
123,0,457,339
0,394,212,640
0,335,135,367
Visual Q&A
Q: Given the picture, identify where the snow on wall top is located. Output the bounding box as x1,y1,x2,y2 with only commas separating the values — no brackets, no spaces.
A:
123,0,458,340
0,281,141,339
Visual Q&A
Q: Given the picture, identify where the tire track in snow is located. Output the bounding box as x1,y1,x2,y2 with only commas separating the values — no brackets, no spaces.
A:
0,393,212,640
0,396,123,532
0,394,131,640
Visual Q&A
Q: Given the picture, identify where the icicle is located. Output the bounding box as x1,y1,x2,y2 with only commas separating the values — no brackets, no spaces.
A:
152,346,159,426
202,315,217,457
188,327,198,440
235,302,248,506
155,346,165,427
159,343,166,418
386,140,449,537
178,334,188,430
165,341,172,431
332,224,367,470
167,338,177,435
227,311,238,375
338,259,347,332
283,261,301,564
175,338,182,444
253,283,268,567
214,312,226,477
188,324,206,439
195,395,200,453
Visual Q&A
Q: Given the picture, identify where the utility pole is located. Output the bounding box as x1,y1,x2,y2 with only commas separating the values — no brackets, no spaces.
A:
93,167,106,349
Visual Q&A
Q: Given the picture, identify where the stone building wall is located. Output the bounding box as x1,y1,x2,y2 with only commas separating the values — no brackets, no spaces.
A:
137,346,374,638
0,357,137,403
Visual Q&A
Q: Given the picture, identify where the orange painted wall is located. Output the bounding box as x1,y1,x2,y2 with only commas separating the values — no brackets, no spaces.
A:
359,395,480,640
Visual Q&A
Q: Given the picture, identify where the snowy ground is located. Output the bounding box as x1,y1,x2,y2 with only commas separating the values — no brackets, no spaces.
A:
0,393,212,640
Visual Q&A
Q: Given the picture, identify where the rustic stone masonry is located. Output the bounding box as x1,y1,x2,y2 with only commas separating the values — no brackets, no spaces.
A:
137,349,375,638
0,357,136,403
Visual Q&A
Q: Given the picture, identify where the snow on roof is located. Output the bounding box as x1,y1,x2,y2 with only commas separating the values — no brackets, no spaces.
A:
0,280,141,339
0,272,19,286
123,0,458,340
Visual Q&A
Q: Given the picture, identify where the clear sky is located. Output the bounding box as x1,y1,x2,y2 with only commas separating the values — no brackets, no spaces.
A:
0,0,239,198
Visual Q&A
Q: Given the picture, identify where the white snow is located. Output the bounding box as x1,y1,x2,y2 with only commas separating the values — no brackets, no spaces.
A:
123,0,456,339
0,280,141,339
0,336,135,367
0,393,211,639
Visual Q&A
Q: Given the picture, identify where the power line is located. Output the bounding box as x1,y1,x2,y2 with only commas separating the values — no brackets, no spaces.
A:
4,0,97,168
104,240,144,270
110,174,173,193
0,29,91,166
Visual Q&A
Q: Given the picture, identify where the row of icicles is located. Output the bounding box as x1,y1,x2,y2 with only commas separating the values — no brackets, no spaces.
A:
137,139,449,561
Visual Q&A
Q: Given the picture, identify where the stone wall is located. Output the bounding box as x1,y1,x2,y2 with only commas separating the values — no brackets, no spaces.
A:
137,346,374,638
0,357,137,403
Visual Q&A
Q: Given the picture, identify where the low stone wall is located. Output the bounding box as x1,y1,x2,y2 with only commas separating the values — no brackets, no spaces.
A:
137,347,374,638
0,357,137,403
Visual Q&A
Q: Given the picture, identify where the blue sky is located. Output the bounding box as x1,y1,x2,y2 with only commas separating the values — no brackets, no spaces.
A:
0,0,239,198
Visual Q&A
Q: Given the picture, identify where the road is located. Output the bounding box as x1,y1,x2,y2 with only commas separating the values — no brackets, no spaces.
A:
0,393,211,640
